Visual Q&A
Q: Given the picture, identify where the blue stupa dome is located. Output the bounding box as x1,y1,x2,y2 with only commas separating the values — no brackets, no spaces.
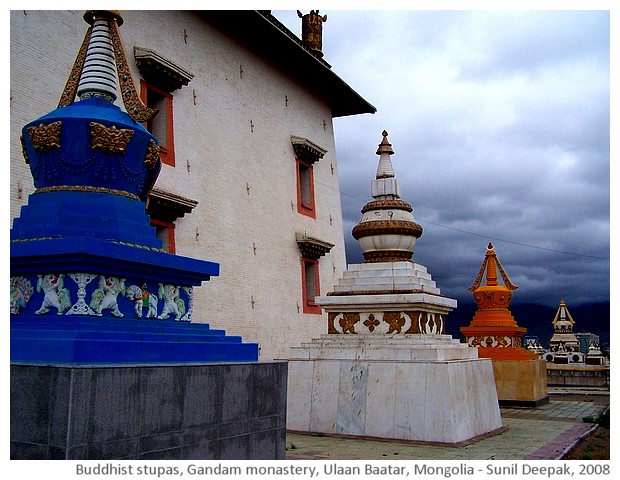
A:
22,96,160,203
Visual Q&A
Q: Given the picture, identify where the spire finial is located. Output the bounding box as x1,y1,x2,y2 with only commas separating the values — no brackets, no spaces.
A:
57,10,157,122
376,130,394,156
375,129,395,180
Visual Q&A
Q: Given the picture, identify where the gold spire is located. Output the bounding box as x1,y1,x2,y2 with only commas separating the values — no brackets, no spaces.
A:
376,130,394,155
552,299,575,326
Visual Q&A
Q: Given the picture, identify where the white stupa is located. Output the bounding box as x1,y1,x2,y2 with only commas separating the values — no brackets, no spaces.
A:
287,131,503,444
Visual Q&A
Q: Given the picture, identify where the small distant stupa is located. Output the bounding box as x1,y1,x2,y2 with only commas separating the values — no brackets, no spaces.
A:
542,299,609,385
549,299,581,353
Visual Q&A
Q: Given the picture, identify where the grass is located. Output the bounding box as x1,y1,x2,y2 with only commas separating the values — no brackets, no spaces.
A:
564,408,610,460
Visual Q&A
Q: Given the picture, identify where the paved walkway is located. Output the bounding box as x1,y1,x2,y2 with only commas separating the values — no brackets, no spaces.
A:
286,394,609,460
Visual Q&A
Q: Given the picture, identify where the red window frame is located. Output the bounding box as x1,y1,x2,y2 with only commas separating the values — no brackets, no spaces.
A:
140,80,175,167
150,218,176,254
296,158,316,218
301,257,321,314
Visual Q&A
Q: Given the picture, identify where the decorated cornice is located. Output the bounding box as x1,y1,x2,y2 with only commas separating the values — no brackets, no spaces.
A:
147,188,198,223
295,233,334,260
291,136,327,164
134,46,194,92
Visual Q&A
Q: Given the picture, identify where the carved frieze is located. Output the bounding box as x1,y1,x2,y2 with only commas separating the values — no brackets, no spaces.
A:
11,270,194,323
466,335,519,348
34,273,71,315
10,276,34,315
34,185,140,200
328,311,446,335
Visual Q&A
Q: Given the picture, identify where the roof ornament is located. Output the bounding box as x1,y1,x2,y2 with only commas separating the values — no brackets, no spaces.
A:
297,10,327,57
58,10,157,123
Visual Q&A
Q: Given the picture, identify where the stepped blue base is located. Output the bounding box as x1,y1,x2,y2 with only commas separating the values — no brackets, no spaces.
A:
11,228,258,364
11,316,258,364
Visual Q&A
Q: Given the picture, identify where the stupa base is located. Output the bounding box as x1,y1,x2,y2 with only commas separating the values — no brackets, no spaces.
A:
489,358,549,406
287,334,503,444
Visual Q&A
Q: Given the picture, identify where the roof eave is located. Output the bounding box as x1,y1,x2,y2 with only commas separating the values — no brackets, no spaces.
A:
196,10,376,118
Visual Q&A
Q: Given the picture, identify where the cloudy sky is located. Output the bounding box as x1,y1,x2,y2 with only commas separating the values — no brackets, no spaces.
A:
272,7,611,307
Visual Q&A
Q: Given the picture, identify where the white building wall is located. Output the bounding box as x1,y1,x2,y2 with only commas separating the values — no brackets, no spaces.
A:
10,10,350,361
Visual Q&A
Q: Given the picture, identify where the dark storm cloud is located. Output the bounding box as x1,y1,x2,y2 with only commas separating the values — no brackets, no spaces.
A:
273,9,610,307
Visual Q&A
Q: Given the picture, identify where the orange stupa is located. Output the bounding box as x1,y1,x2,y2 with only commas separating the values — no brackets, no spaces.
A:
460,243,538,360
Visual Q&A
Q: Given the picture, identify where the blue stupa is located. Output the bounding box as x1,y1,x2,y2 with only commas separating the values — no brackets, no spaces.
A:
10,10,258,364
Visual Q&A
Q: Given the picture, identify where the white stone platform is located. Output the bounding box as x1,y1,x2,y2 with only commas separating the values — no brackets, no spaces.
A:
330,261,442,295
287,334,503,444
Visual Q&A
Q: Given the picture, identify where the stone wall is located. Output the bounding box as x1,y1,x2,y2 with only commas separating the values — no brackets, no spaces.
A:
11,362,287,460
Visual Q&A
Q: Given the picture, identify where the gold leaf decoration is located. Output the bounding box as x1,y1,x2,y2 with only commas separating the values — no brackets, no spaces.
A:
108,19,157,122
58,25,92,107
27,122,62,152
144,139,160,169
339,312,360,334
90,122,134,154
20,135,30,164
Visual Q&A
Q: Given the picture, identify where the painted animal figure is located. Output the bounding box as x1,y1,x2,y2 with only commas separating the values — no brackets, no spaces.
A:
35,274,71,315
125,283,158,319
157,283,185,321
90,276,126,317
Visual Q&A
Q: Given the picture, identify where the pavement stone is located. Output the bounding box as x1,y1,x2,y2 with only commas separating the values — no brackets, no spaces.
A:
285,395,609,460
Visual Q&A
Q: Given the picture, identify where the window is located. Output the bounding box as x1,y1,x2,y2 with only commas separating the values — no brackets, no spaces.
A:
296,233,334,315
141,80,175,166
150,218,176,254
134,47,193,168
296,158,315,217
301,257,321,314
291,136,327,219
146,188,198,255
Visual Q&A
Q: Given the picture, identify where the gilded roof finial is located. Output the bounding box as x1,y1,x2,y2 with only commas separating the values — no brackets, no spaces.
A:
297,10,327,57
